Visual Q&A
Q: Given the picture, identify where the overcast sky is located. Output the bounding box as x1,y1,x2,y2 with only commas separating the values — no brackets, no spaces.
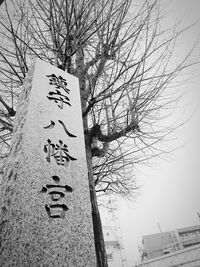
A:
100,0,200,266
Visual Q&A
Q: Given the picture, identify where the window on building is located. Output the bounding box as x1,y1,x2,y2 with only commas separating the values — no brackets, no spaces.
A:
107,253,113,261
163,251,170,255
181,231,199,241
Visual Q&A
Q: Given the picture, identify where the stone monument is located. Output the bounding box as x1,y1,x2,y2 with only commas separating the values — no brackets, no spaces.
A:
0,59,96,266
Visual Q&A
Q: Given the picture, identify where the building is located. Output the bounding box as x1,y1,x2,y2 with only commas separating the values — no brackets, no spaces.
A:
103,226,126,267
135,244,200,267
139,224,200,261
178,225,200,249
100,195,128,266
135,225,200,267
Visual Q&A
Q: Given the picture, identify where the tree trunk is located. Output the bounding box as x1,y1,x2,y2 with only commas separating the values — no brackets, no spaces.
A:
77,43,108,267
85,138,108,267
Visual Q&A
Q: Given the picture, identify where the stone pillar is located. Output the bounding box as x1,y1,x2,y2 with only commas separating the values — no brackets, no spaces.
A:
0,59,96,266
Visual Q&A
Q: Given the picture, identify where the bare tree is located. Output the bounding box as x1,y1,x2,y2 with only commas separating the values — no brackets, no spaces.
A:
0,0,195,266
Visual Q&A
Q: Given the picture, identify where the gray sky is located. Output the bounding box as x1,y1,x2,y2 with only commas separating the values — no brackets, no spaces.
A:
101,0,200,266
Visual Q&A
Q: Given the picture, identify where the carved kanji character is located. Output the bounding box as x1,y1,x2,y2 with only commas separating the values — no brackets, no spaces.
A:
46,74,69,92
40,175,73,219
43,120,77,138
46,74,71,109
44,139,77,165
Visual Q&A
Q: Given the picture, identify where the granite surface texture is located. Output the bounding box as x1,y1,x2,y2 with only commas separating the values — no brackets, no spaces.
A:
0,60,96,266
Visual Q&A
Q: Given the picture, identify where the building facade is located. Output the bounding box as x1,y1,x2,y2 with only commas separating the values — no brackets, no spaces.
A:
103,226,126,267
139,224,200,261
135,244,200,267
178,225,200,249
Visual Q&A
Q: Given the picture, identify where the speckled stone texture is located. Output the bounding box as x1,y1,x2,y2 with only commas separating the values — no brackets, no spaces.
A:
0,60,96,266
